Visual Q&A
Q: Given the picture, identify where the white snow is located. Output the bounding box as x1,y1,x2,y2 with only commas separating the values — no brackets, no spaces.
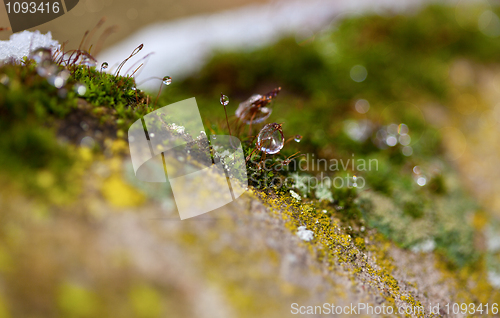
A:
0,30,59,63
290,190,301,201
297,226,314,242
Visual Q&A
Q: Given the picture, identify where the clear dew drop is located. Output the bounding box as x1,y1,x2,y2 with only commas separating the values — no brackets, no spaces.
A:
235,94,272,124
0,74,10,86
220,94,229,106
29,48,52,64
81,57,96,67
162,76,172,85
80,136,95,148
80,121,89,131
294,135,303,142
257,123,284,154
74,83,87,96
48,70,70,89
37,60,58,78
101,62,109,70
417,176,427,186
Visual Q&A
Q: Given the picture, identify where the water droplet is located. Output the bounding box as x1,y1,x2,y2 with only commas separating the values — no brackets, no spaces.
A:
235,94,272,124
417,176,427,186
399,134,411,146
74,83,87,96
52,76,65,88
131,87,137,91
350,65,367,82
149,133,155,138
398,123,409,135
386,135,398,147
257,123,284,154
36,60,58,78
80,121,89,131
59,70,70,80
0,74,10,86
80,136,95,148
355,99,370,113
294,135,302,142
220,94,229,106
211,135,216,139
402,146,413,156
387,123,399,135
162,76,172,85
101,62,109,70
49,70,69,88
29,48,52,64
81,57,96,67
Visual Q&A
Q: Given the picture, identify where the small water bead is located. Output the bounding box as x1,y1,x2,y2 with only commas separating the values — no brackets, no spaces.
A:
80,121,90,131
235,94,272,124
162,76,172,85
294,135,302,142
58,70,70,80
49,76,64,88
257,123,284,155
101,62,109,70
417,176,427,186
48,70,70,88
80,136,95,148
29,48,52,64
220,94,229,106
81,57,96,67
402,146,413,156
355,99,370,114
386,135,398,147
37,60,58,77
387,123,399,135
399,134,411,146
398,123,409,135
74,83,87,96
0,74,10,86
